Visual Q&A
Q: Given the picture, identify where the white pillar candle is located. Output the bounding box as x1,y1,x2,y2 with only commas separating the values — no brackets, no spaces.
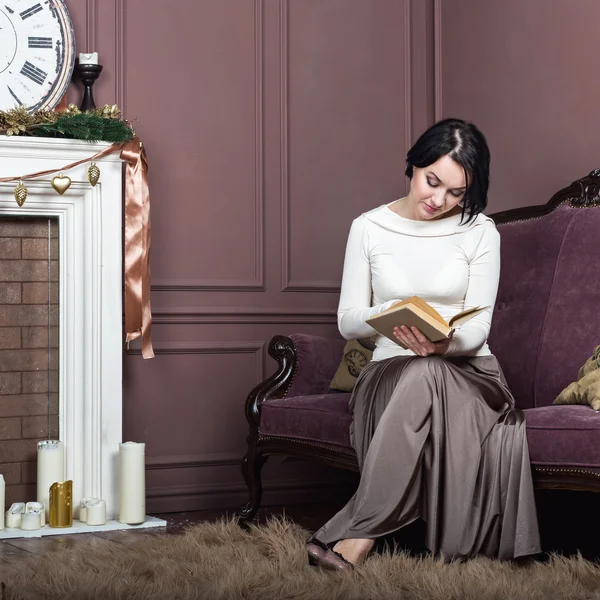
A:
26,502,45,527
5,502,25,528
0,474,4,530
118,442,146,524
79,52,98,65
86,499,106,526
37,440,65,519
20,512,41,531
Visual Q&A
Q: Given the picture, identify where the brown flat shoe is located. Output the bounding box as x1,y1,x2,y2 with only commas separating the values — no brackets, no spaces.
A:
306,540,354,571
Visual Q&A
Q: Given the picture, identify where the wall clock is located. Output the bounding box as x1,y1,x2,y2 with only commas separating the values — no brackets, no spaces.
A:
0,0,76,112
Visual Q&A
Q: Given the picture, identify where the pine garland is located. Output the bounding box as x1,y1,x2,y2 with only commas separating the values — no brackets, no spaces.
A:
32,112,133,142
0,104,134,142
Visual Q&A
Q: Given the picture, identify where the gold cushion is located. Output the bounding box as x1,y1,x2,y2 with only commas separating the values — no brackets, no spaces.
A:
329,337,376,392
553,346,600,411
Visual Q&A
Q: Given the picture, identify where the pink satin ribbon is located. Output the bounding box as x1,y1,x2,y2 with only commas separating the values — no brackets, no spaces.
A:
120,139,154,358
0,137,154,358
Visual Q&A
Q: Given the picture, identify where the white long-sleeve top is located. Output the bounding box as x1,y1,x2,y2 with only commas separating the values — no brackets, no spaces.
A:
337,201,501,361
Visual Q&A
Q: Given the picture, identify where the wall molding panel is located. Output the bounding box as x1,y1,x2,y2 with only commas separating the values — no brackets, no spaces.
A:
151,307,337,325
433,0,442,122
150,275,266,291
85,0,97,51
148,477,344,500
278,1,341,293
404,0,413,153
279,0,292,292
146,476,353,513
115,0,126,113
151,0,265,292
280,0,413,292
127,341,265,383
146,452,241,471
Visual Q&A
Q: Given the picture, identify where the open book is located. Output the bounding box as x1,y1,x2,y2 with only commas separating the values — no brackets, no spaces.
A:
365,296,489,349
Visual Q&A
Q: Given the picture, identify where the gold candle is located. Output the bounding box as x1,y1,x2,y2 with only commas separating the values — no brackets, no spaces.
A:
49,480,73,528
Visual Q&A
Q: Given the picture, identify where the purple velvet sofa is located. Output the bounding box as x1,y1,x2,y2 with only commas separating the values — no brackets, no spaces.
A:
240,170,600,522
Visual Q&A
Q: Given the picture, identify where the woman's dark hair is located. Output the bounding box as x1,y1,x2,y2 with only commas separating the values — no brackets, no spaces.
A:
405,118,490,223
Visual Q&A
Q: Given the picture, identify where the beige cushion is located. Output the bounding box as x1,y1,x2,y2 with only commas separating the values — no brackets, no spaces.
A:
553,346,600,411
329,337,376,392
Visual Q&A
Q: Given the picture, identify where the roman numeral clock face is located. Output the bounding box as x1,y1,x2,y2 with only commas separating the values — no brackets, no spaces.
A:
0,0,75,112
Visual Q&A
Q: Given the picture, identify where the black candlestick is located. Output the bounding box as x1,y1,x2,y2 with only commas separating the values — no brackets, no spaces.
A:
73,61,103,111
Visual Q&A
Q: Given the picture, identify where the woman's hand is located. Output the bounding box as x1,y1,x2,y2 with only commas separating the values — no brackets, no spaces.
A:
393,325,454,356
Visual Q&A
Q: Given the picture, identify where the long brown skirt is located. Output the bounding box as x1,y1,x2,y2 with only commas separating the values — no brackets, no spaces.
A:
312,354,541,560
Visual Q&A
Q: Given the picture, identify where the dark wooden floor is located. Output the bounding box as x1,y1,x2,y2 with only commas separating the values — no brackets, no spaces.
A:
1,489,599,565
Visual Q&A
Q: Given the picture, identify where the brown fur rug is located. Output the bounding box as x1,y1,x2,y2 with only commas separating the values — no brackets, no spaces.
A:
1,517,600,600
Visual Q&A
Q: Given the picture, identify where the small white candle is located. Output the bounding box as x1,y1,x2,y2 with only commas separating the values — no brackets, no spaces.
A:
26,502,45,527
20,512,41,531
86,499,106,526
37,440,65,519
0,474,4,530
118,442,146,525
79,52,99,65
79,498,93,523
5,502,25,528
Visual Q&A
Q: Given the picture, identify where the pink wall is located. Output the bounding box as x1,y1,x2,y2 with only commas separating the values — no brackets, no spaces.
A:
439,0,600,211
64,0,414,512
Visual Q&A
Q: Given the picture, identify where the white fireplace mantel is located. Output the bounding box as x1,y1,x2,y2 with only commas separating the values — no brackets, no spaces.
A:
0,136,123,519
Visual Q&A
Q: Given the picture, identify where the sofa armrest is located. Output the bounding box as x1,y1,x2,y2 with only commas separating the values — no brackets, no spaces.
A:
285,333,346,398
244,333,346,430
244,335,297,429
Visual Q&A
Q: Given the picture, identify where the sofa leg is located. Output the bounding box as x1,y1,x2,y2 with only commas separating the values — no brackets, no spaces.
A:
238,444,267,524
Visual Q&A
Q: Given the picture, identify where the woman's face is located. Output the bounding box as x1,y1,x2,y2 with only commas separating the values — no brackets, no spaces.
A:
407,154,467,220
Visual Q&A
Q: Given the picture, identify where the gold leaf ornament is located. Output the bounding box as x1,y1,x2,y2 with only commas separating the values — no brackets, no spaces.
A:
51,174,72,195
87,162,100,186
14,181,28,206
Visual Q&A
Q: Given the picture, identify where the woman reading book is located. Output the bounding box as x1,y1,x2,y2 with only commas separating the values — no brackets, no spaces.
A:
306,118,541,570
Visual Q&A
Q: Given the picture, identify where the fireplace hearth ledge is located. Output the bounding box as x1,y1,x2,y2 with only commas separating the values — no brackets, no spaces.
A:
0,515,167,539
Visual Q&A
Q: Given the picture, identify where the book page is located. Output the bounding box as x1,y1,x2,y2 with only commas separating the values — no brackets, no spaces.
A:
448,306,489,328
366,304,452,346
377,296,447,326
406,296,448,326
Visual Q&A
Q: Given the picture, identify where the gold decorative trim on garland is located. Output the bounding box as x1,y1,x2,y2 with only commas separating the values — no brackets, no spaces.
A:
0,137,154,359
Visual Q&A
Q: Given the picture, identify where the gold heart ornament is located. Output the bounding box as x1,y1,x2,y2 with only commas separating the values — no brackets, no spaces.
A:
51,174,72,195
